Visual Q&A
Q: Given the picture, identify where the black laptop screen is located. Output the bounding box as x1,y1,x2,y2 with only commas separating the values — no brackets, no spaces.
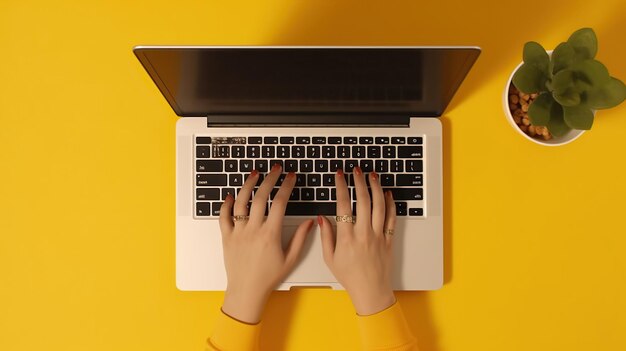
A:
135,47,480,117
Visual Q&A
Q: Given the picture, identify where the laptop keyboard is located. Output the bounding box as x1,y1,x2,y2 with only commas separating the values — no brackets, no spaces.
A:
194,135,424,218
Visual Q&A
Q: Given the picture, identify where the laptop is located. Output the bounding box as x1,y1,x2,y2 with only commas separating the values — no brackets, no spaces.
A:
133,46,480,291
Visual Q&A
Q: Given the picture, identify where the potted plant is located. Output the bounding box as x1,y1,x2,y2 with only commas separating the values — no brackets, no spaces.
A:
504,28,626,145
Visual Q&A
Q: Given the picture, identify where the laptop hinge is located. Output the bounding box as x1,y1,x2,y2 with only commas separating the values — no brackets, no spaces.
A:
206,114,410,128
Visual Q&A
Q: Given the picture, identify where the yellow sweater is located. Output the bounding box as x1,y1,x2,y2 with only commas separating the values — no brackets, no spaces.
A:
206,301,417,350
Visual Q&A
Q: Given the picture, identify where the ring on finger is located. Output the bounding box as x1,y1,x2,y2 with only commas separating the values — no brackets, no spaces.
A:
232,215,250,222
335,215,356,224
383,228,395,236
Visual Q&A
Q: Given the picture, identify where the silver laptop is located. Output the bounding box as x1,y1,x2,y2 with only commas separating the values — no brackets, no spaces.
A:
134,46,480,291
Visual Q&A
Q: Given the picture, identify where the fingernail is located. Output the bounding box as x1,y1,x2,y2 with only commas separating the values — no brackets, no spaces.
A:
386,190,394,199
287,171,295,179
317,215,323,226
371,171,378,180
251,169,258,177
354,166,362,175
272,163,282,171
337,169,344,176
226,193,233,201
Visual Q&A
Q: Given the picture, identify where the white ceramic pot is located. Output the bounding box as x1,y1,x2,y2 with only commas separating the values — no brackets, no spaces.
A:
503,56,585,146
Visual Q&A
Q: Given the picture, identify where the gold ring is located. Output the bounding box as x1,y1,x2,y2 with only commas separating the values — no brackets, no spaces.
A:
232,215,250,222
335,215,356,224
384,229,395,236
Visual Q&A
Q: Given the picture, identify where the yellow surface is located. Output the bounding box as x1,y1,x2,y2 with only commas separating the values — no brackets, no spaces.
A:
1,1,625,350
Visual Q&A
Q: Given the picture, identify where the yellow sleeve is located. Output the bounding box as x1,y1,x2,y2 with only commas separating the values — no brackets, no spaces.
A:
206,309,261,351
357,301,418,351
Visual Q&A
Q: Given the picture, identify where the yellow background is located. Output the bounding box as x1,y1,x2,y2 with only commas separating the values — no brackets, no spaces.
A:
1,1,625,350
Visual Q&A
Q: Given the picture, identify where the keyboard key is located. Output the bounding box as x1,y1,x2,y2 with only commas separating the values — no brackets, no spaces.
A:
196,202,211,216
284,202,335,215
292,146,305,158
247,146,260,158
307,174,321,186
359,137,374,144
322,146,335,158
381,174,394,186
255,160,268,172
367,146,381,158
196,160,222,172
307,146,320,158
396,174,423,186
197,174,227,186
277,146,290,158
375,137,389,144
244,173,264,186
222,188,236,200
391,137,406,144
276,174,286,186
300,160,313,172
395,202,407,216
384,188,423,200
212,202,224,216
301,188,315,200
390,160,403,172
312,137,326,144
382,146,396,158
232,146,245,158
196,146,211,158
344,160,358,172
269,160,283,170
328,137,342,144
406,160,423,172
196,188,220,200
374,160,388,173
331,188,337,200
280,137,294,144
196,137,212,144
248,137,263,144
409,208,424,216
295,174,306,186
264,137,278,144
229,174,243,186
337,146,350,158
398,146,422,158
315,160,329,172
408,137,423,144
289,188,300,200
270,188,279,200
217,145,230,158
316,188,329,200
296,137,310,144
323,173,335,186
360,160,373,172
284,160,298,172
240,160,253,172
330,160,343,172
344,136,358,144
225,160,238,172
352,146,366,158
262,146,275,158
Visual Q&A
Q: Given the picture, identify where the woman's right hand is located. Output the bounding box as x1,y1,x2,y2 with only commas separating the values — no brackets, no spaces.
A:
318,167,397,315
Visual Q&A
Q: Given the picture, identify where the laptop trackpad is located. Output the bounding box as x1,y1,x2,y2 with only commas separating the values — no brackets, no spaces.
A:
281,225,337,286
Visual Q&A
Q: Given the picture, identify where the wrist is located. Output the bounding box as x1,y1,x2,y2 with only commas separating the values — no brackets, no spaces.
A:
222,288,269,324
349,288,396,316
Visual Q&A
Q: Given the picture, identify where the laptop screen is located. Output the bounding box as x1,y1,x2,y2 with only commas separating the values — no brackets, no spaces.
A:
134,47,480,117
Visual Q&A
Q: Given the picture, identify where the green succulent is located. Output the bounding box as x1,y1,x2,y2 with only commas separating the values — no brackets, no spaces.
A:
512,28,626,137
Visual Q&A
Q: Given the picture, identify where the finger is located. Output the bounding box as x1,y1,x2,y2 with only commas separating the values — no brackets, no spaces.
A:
369,172,385,235
335,169,352,229
250,163,282,221
267,172,296,227
353,166,371,227
234,170,259,216
283,219,315,271
318,215,336,267
219,194,234,234
384,190,397,244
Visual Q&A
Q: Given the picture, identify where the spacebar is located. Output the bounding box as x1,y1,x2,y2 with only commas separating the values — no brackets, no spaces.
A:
284,202,336,215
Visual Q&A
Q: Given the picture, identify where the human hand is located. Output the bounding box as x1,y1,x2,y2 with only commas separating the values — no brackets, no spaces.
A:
319,167,397,315
219,164,315,323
